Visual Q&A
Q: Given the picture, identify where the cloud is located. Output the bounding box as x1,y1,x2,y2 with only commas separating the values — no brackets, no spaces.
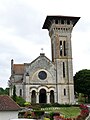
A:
0,1,40,35
72,30,90,74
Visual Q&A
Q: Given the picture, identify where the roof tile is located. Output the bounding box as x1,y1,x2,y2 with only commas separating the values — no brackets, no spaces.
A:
0,95,21,111
13,64,24,75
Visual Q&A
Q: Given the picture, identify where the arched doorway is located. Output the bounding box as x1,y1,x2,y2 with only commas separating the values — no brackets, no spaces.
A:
39,89,47,103
50,90,54,103
31,90,36,103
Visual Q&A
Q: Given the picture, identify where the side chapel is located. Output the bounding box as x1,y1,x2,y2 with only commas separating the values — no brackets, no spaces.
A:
9,15,80,104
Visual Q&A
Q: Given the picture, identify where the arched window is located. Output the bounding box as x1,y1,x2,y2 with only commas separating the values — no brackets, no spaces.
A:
55,20,58,24
67,20,70,25
52,43,54,62
63,41,66,56
39,89,46,103
60,41,62,56
63,62,65,78
50,90,54,103
61,20,64,24
20,89,22,97
64,89,66,96
31,90,36,103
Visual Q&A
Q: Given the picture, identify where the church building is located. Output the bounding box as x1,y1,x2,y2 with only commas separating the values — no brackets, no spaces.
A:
9,15,80,104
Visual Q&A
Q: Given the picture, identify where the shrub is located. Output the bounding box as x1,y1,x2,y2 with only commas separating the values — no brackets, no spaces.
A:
16,96,26,106
40,103,52,108
31,110,44,119
24,102,31,106
51,103,72,107
80,104,88,110
76,104,89,120
50,112,60,120
40,103,71,108
51,103,60,107
31,103,41,110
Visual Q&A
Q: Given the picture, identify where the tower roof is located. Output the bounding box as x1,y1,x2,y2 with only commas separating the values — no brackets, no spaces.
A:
42,15,80,30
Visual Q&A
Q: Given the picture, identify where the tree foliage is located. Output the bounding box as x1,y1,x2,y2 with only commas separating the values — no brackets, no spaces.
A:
12,85,17,101
0,87,9,95
16,96,26,106
11,85,26,106
74,69,90,102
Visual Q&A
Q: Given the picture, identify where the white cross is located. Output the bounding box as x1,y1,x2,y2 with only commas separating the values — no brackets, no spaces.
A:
41,48,44,53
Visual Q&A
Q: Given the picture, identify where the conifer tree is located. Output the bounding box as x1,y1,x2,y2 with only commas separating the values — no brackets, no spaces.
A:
12,85,16,102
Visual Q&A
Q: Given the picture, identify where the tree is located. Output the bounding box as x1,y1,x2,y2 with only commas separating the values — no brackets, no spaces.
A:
0,87,9,95
0,87,5,95
11,85,25,106
4,88,9,95
74,69,90,102
12,85,16,101
16,96,26,106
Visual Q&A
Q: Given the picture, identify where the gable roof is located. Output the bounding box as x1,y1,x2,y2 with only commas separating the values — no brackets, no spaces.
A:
13,64,24,75
12,53,54,75
0,95,21,111
27,53,54,66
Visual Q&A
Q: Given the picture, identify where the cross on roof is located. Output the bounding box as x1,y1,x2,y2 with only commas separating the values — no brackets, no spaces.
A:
41,48,44,53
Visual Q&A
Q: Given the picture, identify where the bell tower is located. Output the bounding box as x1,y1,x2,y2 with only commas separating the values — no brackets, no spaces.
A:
43,15,80,104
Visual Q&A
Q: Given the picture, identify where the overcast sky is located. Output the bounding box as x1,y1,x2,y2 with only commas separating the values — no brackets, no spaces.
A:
0,0,90,88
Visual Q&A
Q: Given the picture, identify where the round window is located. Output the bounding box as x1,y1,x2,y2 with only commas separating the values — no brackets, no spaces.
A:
38,71,47,80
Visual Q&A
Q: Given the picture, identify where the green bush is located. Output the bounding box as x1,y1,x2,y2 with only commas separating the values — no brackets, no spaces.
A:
52,103,72,107
32,110,44,119
72,104,80,107
16,96,26,106
31,103,41,110
51,103,60,107
49,112,60,120
40,103,72,108
24,102,31,106
40,103,52,108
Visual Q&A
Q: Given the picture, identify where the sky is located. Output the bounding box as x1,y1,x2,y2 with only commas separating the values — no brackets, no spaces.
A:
0,0,90,88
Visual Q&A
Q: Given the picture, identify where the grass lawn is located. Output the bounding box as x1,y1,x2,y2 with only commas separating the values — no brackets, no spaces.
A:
42,107,80,118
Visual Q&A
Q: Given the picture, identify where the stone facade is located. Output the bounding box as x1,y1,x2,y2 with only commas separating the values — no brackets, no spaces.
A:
9,15,80,104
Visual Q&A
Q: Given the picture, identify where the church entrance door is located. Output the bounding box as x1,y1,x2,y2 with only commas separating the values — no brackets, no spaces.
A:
39,89,47,103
